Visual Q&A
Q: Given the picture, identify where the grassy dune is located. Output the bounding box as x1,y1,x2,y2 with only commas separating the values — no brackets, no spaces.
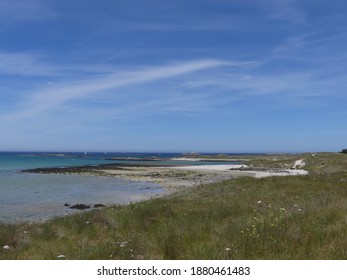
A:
1,153,346,259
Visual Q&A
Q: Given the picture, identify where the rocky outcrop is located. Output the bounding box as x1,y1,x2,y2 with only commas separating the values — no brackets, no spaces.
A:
93,204,106,208
69,204,91,210
65,203,106,210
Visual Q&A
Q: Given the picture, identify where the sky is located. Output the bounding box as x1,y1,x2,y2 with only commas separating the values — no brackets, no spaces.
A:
0,0,346,153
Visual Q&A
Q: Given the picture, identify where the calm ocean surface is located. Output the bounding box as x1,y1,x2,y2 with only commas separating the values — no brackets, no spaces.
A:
0,152,237,223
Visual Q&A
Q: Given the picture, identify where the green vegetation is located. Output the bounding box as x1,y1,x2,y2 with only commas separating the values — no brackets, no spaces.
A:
1,153,347,259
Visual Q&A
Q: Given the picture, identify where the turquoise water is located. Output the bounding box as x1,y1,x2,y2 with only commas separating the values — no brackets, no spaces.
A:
0,152,240,222
0,152,166,223
0,152,109,171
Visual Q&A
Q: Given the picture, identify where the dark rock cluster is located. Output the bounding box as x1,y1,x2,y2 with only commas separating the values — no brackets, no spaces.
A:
64,203,106,210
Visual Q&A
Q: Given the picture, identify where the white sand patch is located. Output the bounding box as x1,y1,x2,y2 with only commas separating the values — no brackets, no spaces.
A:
171,157,202,161
293,159,305,169
173,164,248,171
252,169,308,178
171,157,246,162
172,164,308,178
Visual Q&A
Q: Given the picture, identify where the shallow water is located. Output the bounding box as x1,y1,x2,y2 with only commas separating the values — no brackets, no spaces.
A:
0,153,165,222
0,171,163,223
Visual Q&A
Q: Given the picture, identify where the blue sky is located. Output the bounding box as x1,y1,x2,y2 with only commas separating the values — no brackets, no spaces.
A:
0,0,346,153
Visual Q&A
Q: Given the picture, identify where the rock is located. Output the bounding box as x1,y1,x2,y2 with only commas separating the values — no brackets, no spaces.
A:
93,204,106,208
64,203,70,207
69,204,91,210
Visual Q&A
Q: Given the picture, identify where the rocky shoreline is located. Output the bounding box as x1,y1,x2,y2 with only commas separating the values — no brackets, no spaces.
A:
22,159,308,191
22,163,244,191
22,163,137,174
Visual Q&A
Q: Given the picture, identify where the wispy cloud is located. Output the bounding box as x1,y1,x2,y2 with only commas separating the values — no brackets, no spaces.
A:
0,50,60,76
103,15,257,32
185,72,316,99
0,0,55,23
259,0,306,24
272,35,308,55
2,59,230,121
0,50,121,77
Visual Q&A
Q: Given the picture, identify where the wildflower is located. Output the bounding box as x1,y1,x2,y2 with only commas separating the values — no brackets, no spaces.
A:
257,201,262,204
298,208,302,212
280,208,286,211
225,248,231,251
3,245,10,250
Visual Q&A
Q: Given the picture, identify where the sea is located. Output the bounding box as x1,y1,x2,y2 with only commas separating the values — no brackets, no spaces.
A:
0,152,238,223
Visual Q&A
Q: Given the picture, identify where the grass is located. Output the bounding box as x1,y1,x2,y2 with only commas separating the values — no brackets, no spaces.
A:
1,153,346,259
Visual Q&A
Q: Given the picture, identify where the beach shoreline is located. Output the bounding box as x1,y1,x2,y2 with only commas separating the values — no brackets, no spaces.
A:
22,159,309,192
17,156,309,221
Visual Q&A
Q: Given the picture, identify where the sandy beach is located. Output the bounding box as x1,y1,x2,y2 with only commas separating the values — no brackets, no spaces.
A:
95,162,308,190
23,157,309,194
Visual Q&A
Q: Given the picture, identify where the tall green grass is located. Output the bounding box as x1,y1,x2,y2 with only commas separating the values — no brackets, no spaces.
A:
1,153,346,259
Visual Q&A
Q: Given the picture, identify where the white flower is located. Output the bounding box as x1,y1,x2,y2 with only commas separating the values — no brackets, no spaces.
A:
3,245,10,250
120,242,128,248
257,201,262,204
